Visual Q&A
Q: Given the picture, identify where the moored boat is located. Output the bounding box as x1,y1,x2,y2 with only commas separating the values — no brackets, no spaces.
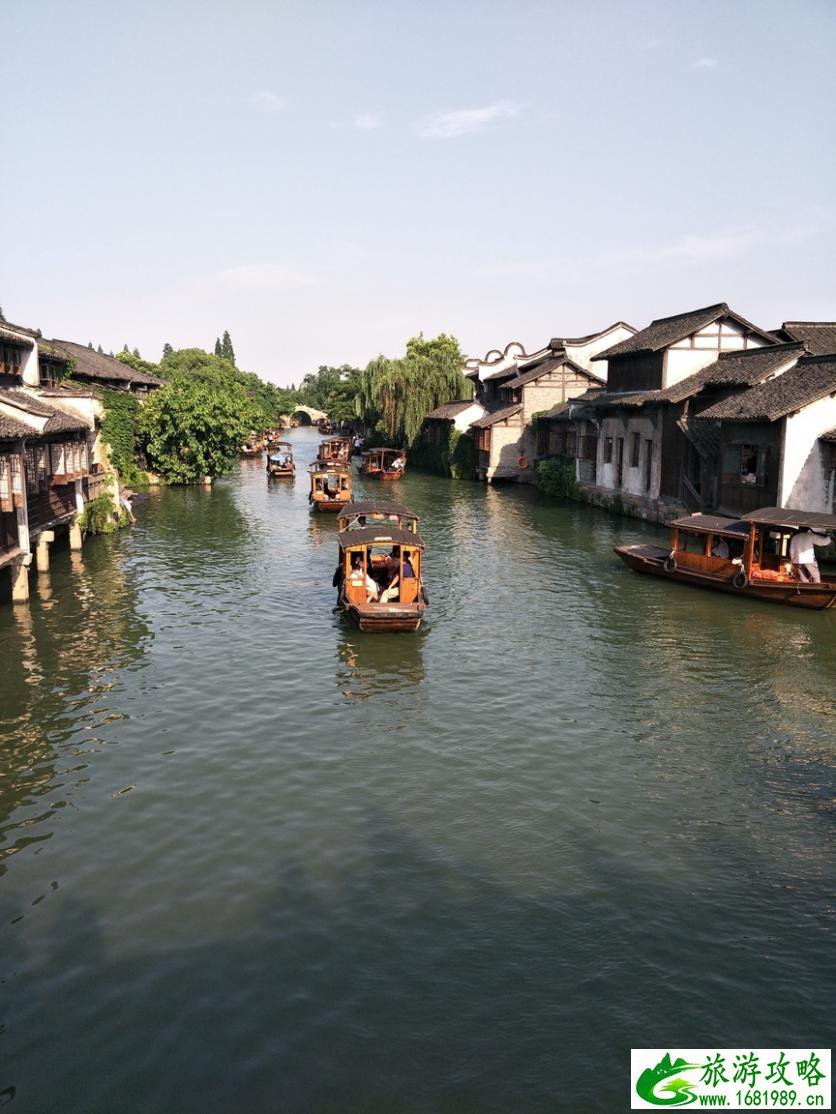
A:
241,437,264,457
309,461,352,512
317,437,351,464
266,442,295,477
358,448,406,480
333,525,427,631
337,500,419,533
615,507,836,609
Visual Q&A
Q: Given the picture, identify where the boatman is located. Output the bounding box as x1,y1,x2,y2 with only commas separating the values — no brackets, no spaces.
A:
789,529,832,583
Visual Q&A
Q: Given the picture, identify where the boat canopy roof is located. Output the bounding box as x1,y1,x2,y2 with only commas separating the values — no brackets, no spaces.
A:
338,526,424,550
309,460,351,473
670,513,751,538
339,501,418,519
362,447,405,459
321,436,350,445
742,507,836,531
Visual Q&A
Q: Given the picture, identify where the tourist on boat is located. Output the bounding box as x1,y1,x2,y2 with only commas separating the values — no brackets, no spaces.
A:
789,530,832,583
348,553,379,601
391,455,405,473
712,538,730,559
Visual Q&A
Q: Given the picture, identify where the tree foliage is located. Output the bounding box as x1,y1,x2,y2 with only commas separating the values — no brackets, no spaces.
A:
220,330,235,367
138,377,261,483
99,388,144,487
359,333,471,446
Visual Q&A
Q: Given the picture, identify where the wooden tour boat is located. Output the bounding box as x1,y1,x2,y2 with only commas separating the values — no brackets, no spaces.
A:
266,442,295,478
615,507,836,609
241,437,264,458
309,461,352,512
359,448,406,480
334,526,427,631
337,500,420,534
317,437,351,464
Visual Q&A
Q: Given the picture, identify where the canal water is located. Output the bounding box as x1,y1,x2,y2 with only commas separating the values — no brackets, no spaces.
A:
0,427,833,1112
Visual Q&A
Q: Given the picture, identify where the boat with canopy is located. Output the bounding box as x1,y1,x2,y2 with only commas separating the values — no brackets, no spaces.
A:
615,507,836,609
337,501,419,534
333,525,427,631
358,448,406,480
308,461,352,512
317,437,351,464
266,442,294,478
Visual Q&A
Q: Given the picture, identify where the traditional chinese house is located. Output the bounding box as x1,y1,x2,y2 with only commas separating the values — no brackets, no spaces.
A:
463,324,636,482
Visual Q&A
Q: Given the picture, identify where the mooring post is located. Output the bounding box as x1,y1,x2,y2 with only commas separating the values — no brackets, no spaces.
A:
35,530,54,574
69,519,83,552
11,555,31,603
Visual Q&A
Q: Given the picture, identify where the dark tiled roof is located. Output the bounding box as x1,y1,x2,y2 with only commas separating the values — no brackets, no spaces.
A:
0,388,89,433
469,403,522,429
425,400,475,420
591,302,776,361
542,388,606,421
0,320,41,339
774,322,836,356
820,428,836,443
595,343,805,409
0,323,35,348
53,339,164,387
697,355,836,422
505,353,604,390
482,364,520,382
0,411,33,440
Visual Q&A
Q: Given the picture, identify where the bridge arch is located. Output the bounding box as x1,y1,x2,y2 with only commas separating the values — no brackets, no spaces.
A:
290,405,328,426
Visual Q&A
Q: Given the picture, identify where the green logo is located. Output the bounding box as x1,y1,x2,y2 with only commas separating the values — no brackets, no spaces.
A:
635,1053,702,1106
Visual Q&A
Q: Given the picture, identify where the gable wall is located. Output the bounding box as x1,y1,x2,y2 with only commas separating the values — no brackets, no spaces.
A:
565,324,636,375
780,393,836,511
520,367,595,424
664,318,766,387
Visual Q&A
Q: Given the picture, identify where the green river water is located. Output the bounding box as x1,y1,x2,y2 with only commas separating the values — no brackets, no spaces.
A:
0,426,833,1112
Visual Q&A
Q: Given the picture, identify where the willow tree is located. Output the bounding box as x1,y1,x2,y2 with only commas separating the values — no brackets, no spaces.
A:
360,333,472,446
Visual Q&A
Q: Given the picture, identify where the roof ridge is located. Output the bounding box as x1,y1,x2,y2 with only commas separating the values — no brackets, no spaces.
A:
717,341,804,359
649,301,728,325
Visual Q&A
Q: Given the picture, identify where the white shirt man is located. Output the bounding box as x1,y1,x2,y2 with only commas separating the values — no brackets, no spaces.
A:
788,530,831,583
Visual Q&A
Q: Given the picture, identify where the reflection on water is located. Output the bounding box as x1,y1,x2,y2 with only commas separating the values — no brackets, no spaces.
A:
0,428,833,1112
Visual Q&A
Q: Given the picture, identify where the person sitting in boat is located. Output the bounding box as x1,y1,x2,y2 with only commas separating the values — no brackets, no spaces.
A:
711,538,730,559
324,476,338,498
348,553,379,601
390,455,405,472
379,551,415,604
789,529,832,584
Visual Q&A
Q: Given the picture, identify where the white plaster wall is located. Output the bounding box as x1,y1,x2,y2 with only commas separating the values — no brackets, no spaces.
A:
664,347,725,387
452,402,486,431
595,414,662,499
565,324,636,374
780,394,836,510
488,420,525,478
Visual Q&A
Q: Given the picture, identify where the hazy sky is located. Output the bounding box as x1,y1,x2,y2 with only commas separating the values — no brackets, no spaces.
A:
3,0,835,384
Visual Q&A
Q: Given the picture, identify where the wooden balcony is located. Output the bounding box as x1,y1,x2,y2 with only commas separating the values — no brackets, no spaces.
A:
84,472,109,501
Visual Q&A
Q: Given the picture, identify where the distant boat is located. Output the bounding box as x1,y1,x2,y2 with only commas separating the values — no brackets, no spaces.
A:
359,448,406,480
241,439,264,458
309,461,352,512
266,442,295,478
334,524,427,631
615,507,836,609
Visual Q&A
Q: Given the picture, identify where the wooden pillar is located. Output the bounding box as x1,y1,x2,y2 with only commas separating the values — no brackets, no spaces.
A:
69,519,83,551
11,555,30,603
35,530,54,574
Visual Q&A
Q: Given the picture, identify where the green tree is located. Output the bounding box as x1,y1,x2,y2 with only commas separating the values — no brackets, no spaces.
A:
123,344,129,353
132,347,140,358
138,378,261,483
88,341,94,349
162,342,173,359
0,306,5,322
359,333,471,446
116,350,161,376
214,337,222,357
220,330,235,367
97,345,104,354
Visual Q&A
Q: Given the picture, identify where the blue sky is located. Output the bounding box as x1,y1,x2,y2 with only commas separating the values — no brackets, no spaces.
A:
2,0,835,384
